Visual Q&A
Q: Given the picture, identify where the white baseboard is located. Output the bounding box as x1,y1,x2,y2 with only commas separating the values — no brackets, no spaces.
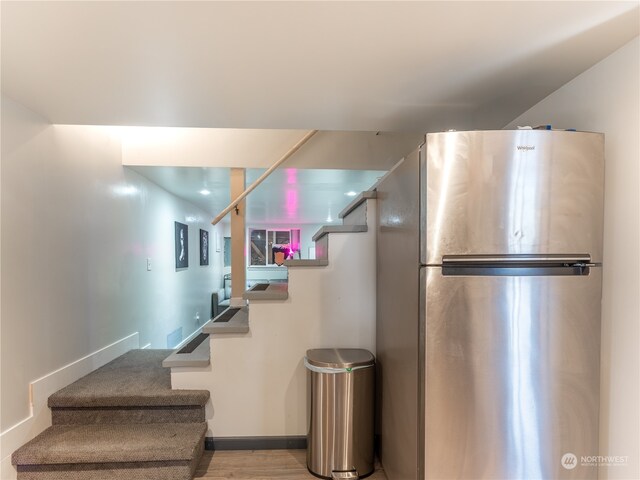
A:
0,332,140,479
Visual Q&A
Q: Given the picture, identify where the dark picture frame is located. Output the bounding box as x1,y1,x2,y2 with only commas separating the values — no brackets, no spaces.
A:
175,221,189,269
200,229,209,266
224,236,231,267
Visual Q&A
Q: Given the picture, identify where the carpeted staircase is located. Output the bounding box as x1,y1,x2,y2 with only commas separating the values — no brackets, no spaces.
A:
11,349,209,480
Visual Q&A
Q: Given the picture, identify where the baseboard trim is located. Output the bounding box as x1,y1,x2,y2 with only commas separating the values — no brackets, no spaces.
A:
205,436,307,451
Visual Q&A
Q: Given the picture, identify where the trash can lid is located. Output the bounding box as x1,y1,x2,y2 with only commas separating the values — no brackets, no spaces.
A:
306,349,375,369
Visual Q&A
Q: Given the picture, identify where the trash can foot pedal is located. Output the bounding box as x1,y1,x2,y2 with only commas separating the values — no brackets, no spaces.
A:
331,470,359,479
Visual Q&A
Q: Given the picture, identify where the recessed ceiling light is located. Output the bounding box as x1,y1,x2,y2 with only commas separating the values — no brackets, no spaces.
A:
326,215,333,222
111,184,139,197
199,189,211,196
345,191,357,197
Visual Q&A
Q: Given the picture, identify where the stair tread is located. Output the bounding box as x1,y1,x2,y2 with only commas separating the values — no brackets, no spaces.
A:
162,333,211,368
243,282,288,301
12,422,206,466
338,190,376,219
311,224,367,242
202,307,249,334
284,258,329,267
49,350,209,408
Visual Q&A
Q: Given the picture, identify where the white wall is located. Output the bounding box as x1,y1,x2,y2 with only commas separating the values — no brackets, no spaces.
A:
172,200,377,437
120,128,422,171
506,37,639,479
1,96,225,432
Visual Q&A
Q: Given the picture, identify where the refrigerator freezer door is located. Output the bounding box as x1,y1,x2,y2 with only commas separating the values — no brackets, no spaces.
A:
421,130,604,265
421,266,601,479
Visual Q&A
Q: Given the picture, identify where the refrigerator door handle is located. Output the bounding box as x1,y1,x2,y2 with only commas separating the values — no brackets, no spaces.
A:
441,254,597,277
442,265,593,277
441,254,593,266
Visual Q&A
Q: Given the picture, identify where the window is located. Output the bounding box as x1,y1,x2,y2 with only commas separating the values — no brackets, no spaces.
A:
249,228,300,266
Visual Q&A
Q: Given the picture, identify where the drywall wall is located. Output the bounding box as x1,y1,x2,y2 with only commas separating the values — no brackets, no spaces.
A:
120,128,422,171
506,36,639,479
172,199,377,437
1,96,225,432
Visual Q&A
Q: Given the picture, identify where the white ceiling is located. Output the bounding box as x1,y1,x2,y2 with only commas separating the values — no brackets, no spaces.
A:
129,166,385,224
2,1,638,132
3,1,638,226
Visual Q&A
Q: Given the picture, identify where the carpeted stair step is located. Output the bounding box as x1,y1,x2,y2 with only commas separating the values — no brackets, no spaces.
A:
49,349,209,425
11,422,206,480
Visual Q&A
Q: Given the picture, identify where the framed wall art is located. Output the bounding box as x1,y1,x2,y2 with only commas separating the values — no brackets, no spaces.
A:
175,221,189,269
200,229,209,266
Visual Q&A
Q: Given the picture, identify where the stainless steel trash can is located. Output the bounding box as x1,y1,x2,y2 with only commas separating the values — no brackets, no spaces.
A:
305,348,375,479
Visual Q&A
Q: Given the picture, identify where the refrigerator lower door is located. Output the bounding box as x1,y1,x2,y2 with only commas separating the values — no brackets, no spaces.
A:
421,266,601,480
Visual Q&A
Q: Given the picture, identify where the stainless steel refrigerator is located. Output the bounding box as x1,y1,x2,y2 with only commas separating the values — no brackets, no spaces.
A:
376,130,604,480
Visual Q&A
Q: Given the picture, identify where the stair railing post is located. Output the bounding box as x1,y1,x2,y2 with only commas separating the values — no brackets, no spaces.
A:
211,130,318,226
229,168,247,302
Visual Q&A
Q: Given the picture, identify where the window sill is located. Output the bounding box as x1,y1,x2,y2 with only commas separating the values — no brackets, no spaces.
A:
247,265,288,270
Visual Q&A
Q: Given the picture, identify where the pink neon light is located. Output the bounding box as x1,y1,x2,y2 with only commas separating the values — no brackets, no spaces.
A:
286,168,297,185
286,189,298,218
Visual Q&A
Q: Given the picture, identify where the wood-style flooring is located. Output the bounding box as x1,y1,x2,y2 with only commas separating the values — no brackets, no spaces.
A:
195,449,388,479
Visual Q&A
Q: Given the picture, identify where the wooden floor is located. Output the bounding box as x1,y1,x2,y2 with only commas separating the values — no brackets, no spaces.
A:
195,449,388,479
